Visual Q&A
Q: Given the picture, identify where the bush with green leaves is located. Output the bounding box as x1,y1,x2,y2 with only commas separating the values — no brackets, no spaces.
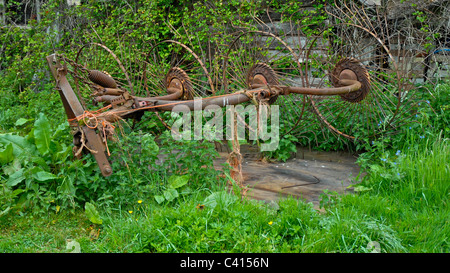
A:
0,110,228,216
0,113,77,215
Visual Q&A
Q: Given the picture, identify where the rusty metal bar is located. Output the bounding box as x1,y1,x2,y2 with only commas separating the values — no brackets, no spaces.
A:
134,88,272,111
150,92,251,111
286,79,362,96
135,88,183,101
46,54,113,177
105,78,363,118
98,88,265,122
251,79,362,96
46,54,85,119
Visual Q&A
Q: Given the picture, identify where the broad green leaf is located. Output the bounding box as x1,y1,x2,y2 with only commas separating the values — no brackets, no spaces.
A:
85,202,103,225
141,134,159,157
163,188,179,202
6,168,25,187
34,113,52,155
3,158,22,176
370,164,383,174
12,189,24,197
0,207,11,217
0,133,36,159
52,121,69,139
352,185,372,192
168,175,189,189
15,118,31,126
154,195,165,204
58,177,75,196
52,142,70,162
30,156,48,169
0,143,14,164
203,191,238,210
33,171,57,181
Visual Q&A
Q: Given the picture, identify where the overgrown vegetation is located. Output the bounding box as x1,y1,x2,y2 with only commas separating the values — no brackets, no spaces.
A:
1,0,449,253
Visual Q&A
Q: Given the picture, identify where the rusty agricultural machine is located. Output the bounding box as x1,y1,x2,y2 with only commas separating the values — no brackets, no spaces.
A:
47,19,423,177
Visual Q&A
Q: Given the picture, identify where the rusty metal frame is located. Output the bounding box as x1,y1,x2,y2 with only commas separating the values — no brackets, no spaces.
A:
47,53,363,177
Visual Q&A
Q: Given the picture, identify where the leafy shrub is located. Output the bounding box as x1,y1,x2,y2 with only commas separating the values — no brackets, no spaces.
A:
0,113,76,215
0,111,227,216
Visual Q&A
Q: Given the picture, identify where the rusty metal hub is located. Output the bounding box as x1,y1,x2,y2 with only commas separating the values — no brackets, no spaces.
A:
247,63,279,103
165,67,194,100
331,58,370,103
247,63,279,87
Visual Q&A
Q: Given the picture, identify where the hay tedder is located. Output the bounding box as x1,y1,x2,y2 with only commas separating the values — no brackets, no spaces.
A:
47,6,430,176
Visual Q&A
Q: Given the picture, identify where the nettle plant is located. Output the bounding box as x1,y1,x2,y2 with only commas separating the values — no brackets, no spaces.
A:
0,112,229,215
0,113,77,214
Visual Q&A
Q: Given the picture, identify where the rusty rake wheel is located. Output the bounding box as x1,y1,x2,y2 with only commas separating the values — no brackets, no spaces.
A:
143,40,215,98
305,20,416,141
74,42,133,109
222,30,311,137
139,40,216,131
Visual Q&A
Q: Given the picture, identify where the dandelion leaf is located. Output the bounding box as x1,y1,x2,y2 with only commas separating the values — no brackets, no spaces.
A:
85,202,103,224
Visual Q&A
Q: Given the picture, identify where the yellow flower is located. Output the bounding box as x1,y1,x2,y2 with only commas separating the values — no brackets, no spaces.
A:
138,200,142,204
128,210,133,214
268,221,273,225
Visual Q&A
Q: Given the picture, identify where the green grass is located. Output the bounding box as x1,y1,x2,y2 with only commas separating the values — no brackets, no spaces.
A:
343,136,449,252
0,211,91,253
1,96,448,253
1,137,447,253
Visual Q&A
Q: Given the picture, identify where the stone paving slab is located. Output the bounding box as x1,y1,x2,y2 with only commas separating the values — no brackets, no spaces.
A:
214,143,363,208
